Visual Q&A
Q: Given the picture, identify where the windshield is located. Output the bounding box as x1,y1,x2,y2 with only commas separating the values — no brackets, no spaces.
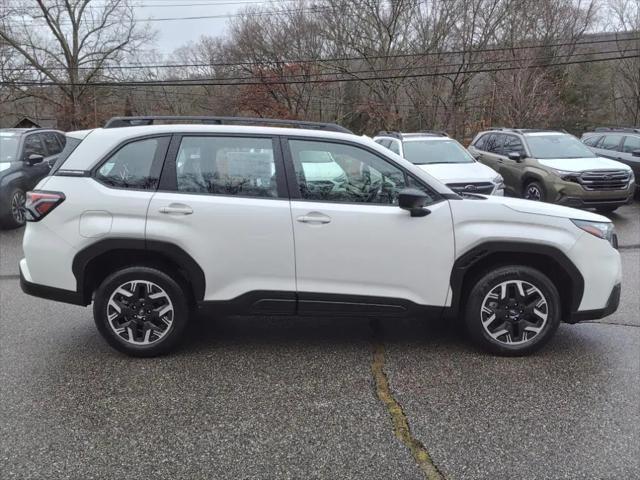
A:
0,133,20,162
402,139,474,165
526,134,597,159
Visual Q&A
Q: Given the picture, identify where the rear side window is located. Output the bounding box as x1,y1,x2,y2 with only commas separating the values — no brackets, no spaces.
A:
473,134,488,150
600,135,623,151
175,136,277,198
485,134,503,153
376,138,391,148
96,137,166,190
49,136,83,175
622,135,640,153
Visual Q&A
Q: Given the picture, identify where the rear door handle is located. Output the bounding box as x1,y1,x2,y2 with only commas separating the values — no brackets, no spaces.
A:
297,212,331,224
159,203,193,215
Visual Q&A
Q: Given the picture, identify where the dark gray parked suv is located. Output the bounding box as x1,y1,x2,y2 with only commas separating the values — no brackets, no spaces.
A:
582,127,640,189
0,128,66,228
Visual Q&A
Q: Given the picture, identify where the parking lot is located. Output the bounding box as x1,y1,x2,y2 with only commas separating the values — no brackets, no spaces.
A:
1,203,638,479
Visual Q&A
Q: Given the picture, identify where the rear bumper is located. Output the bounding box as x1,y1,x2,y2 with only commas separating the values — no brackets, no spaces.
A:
567,283,621,323
19,259,86,306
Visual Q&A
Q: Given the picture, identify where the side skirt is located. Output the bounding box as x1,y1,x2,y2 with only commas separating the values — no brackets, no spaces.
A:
198,291,446,319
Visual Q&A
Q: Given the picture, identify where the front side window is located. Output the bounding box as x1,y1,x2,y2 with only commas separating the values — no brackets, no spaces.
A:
23,134,46,159
42,132,63,155
473,134,488,150
502,135,526,156
622,135,640,154
600,135,623,152
96,137,163,189
583,135,602,147
289,139,433,205
376,138,391,148
525,134,596,159
175,136,277,198
403,139,474,165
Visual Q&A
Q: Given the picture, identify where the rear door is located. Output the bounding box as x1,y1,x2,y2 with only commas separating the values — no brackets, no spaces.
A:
146,134,296,307
283,137,455,312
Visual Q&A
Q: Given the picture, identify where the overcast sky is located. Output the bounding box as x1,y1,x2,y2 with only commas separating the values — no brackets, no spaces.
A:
133,0,253,55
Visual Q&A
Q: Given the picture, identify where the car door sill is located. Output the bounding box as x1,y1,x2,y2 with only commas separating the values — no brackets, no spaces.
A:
198,291,444,318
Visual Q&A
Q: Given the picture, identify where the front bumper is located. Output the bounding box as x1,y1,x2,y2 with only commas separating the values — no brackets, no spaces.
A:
547,174,636,208
568,283,621,323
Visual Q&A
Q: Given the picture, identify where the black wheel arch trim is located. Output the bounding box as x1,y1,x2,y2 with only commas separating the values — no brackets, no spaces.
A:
448,241,585,321
71,238,206,305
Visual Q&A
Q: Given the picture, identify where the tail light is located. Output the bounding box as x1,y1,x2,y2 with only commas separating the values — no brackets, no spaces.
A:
25,191,65,222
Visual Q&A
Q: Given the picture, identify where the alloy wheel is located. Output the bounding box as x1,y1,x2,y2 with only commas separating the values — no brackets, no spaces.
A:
106,280,174,345
525,185,542,201
480,280,548,346
11,190,26,224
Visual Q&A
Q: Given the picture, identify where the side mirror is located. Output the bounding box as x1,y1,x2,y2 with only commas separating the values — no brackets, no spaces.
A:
507,152,522,162
25,153,44,165
398,188,431,217
632,149,640,158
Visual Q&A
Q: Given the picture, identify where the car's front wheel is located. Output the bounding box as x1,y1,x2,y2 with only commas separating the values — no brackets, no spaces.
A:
464,266,561,356
523,181,545,202
93,266,190,357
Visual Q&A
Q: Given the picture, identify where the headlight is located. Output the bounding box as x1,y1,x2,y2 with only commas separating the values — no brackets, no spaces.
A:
492,174,504,188
572,219,617,246
0,162,11,173
551,169,579,181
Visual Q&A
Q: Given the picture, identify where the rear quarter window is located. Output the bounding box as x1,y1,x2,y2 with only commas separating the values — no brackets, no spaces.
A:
49,136,84,175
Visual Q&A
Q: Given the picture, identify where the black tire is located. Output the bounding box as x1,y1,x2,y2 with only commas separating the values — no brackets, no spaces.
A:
523,181,546,202
0,187,26,229
595,206,618,214
464,265,561,356
93,266,190,357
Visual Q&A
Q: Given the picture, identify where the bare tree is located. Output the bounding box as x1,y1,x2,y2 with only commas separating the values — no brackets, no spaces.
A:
0,0,152,129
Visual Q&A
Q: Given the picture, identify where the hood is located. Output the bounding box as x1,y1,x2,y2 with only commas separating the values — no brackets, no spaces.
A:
416,161,498,183
479,195,609,222
538,157,632,173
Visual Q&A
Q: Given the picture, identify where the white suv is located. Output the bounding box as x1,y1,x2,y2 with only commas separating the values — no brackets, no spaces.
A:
373,131,504,195
20,116,622,357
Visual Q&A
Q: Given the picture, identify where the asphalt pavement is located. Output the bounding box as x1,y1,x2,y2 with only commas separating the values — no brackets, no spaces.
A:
1,202,638,479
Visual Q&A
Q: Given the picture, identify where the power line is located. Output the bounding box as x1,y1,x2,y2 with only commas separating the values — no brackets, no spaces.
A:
8,47,632,83
4,35,638,72
4,53,637,87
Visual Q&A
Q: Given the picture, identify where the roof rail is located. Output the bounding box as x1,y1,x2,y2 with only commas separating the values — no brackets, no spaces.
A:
417,130,448,137
103,116,353,134
375,130,448,138
376,131,402,138
593,126,640,133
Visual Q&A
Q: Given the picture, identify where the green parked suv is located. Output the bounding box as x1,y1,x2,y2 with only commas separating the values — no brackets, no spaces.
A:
468,129,635,213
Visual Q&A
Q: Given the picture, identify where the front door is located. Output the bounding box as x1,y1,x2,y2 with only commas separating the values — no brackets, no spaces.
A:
284,138,455,313
146,134,296,307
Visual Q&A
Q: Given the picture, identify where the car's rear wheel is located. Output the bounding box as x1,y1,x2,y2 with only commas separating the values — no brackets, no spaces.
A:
464,266,561,356
93,266,190,357
523,181,545,202
1,187,26,229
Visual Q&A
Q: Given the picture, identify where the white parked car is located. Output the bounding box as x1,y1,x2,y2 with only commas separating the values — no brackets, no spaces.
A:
373,131,504,196
21,116,621,357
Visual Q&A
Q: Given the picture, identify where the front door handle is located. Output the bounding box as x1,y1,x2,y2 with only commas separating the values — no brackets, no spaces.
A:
159,203,193,215
297,212,331,224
